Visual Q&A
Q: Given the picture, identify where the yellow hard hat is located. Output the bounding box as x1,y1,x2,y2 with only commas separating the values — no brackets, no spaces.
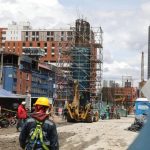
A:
34,97,50,107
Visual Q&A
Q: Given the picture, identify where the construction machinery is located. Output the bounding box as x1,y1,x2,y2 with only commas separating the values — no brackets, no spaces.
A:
66,80,99,123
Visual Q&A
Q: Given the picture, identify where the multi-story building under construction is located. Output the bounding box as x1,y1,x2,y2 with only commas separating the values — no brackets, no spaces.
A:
55,19,103,107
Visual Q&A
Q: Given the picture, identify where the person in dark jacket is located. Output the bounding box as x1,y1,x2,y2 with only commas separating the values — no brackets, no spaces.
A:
19,97,59,150
17,101,27,131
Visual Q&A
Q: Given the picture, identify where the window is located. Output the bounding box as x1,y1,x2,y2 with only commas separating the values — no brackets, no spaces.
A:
61,37,63,41
23,42,25,47
36,37,39,41
2,37,6,40
37,42,40,47
26,73,29,80
26,37,28,41
51,32,54,36
2,31,6,34
67,37,72,41
44,42,47,47
32,38,35,41
44,48,47,53
30,42,32,47
36,32,39,36
59,43,62,47
61,31,64,36
51,48,55,56
51,48,55,53
47,31,50,36
67,31,72,36
32,31,35,36
51,37,54,41
47,37,50,41
52,43,55,47
26,32,28,35
26,86,29,93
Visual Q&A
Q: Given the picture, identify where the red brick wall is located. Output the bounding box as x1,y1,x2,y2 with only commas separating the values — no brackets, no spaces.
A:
0,28,7,48
4,41,72,63
16,69,31,95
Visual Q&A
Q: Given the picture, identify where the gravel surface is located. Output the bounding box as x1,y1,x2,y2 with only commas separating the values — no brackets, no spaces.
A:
0,117,138,150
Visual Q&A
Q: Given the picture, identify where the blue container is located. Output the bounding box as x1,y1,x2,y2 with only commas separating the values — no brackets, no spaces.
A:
135,98,150,116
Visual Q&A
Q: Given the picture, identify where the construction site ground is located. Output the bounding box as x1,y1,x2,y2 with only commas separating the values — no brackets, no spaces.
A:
0,116,138,150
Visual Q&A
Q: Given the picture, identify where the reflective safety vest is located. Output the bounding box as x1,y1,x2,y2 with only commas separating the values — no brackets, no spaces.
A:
26,120,49,150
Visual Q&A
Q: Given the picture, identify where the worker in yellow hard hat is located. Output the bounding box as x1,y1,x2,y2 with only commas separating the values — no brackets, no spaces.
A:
34,97,52,113
19,97,59,150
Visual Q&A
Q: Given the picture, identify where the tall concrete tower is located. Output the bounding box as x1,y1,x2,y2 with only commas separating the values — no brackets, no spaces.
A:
141,51,144,81
148,26,150,79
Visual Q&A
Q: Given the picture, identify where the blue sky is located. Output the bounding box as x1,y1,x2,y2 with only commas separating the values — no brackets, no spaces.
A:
0,0,150,87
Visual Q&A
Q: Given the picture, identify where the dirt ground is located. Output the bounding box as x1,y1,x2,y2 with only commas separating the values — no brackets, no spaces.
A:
0,116,138,150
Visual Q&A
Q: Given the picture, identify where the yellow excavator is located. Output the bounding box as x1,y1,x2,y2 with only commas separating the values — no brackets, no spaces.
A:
66,80,99,123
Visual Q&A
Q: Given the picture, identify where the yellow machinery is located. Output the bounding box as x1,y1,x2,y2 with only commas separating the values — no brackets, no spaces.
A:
66,80,99,123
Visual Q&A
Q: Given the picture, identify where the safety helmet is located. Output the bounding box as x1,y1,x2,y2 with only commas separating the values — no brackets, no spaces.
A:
21,101,26,105
34,97,50,107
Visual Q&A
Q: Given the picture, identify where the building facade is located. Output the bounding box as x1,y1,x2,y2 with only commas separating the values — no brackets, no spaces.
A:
0,21,73,64
1,53,55,99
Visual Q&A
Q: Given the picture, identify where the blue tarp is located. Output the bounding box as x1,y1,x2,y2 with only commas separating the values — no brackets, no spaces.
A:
0,88,26,98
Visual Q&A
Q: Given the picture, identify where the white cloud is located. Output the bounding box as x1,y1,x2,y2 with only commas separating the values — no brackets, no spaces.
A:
0,0,71,28
0,0,17,3
141,1,150,14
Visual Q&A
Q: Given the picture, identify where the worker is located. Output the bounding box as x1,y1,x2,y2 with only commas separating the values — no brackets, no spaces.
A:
19,97,59,150
17,101,27,132
106,105,110,119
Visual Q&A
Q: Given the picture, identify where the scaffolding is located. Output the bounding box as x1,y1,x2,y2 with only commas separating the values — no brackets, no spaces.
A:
55,41,74,107
90,26,103,102
55,19,103,107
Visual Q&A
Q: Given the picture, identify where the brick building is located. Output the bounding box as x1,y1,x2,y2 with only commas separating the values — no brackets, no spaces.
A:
0,21,73,63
